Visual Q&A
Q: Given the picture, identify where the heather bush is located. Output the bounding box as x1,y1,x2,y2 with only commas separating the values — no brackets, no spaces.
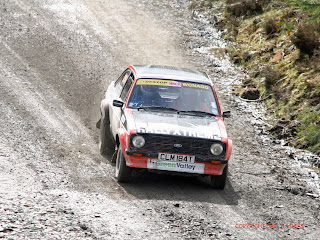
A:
264,18,279,37
291,22,320,56
225,0,266,17
261,66,282,90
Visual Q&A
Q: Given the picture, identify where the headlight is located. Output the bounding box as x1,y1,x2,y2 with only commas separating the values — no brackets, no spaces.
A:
210,143,223,156
132,135,145,148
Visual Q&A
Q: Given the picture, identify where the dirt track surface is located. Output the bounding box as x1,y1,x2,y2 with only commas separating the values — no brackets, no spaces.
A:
0,0,319,239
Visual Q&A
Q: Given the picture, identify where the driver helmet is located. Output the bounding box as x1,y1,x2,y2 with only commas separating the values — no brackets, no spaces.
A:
141,85,157,93
141,85,158,103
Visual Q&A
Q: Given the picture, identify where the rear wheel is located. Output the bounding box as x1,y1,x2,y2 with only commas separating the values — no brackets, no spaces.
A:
99,111,115,155
208,164,228,189
115,145,132,182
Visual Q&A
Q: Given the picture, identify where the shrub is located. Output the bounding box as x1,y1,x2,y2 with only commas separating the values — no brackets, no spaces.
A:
291,22,320,56
261,66,281,90
225,0,266,17
264,18,279,37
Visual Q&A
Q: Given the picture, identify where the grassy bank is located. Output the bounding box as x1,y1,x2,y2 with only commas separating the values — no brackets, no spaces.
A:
190,0,320,155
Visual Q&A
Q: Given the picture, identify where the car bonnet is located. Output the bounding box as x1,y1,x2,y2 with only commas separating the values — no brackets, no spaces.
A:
131,109,222,140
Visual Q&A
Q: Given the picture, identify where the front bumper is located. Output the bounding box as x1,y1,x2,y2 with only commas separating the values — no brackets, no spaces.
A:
124,149,228,175
125,150,228,164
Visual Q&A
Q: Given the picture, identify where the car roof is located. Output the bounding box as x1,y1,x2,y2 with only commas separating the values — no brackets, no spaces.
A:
131,65,211,84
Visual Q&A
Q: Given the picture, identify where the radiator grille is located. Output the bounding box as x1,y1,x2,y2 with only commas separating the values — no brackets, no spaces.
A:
130,134,225,157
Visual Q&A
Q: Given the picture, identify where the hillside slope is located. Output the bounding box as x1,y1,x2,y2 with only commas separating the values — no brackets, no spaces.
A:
190,0,320,155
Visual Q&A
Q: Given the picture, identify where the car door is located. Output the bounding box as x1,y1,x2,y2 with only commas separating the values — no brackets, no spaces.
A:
110,70,133,138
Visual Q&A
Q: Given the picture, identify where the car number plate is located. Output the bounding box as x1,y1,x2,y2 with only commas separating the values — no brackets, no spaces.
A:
158,153,195,163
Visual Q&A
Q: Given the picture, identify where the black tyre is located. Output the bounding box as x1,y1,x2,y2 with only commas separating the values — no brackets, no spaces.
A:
208,164,228,189
115,145,132,182
99,111,115,155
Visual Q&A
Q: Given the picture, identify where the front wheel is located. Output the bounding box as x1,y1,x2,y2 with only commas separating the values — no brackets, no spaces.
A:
115,145,132,182
208,164,228,189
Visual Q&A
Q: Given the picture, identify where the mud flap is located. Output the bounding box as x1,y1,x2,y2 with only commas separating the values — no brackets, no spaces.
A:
96,119,101,129
111,145,118,166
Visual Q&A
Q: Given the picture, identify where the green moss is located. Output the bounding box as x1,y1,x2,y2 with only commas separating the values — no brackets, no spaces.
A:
296,109,320,152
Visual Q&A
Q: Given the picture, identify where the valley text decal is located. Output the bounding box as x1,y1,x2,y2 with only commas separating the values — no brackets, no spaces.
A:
137,126,220,140
147,159,204,174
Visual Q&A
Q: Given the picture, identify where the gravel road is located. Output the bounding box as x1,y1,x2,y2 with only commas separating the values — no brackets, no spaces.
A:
0,0,319,239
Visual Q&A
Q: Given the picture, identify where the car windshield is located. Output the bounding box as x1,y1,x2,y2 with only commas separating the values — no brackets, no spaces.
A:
127,79,220,116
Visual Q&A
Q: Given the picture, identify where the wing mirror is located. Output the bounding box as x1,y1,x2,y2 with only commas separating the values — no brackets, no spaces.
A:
222,110,231,118
113,100,124,108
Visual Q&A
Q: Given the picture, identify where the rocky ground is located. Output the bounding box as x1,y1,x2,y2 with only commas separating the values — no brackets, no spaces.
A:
0,0,319,239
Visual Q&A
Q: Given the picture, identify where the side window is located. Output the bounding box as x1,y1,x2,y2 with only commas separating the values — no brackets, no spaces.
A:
115,71,130,94
120,76,133,101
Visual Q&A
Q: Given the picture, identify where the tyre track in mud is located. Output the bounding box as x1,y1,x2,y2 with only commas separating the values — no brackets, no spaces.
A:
1,0,319,239
0,0,208,239
0,0,176,238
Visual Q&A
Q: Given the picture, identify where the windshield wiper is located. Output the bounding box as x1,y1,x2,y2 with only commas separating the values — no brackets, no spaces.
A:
137,106,179,112
178,110,217,117
136,106,217,116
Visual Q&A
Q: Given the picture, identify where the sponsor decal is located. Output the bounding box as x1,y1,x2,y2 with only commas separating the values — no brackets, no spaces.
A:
136,79,181,87
182,82,209,90
147,159,204,174
136,79,210,90
137,126,220,140
168,81,182,87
